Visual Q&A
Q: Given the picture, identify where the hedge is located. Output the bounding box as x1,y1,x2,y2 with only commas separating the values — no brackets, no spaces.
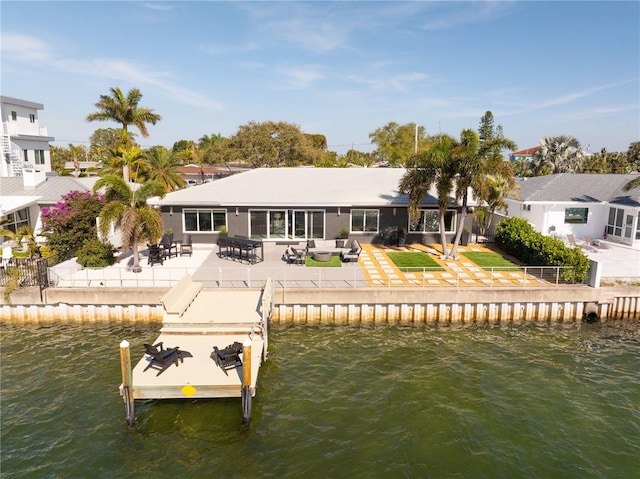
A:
495,217,591,283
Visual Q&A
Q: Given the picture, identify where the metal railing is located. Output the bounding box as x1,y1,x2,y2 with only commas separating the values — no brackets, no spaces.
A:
47,265,583,289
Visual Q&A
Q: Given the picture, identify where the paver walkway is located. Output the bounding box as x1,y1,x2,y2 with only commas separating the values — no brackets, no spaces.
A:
359,243,549,287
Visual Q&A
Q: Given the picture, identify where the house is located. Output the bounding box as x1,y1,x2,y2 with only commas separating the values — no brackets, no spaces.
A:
179,164,238,186
0,170,91,238
149,167,473,245
1,96,55,178
503,173,640,250
509,146,539,163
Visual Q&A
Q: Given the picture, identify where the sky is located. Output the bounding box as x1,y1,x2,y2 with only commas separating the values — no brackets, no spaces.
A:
1,0,638,155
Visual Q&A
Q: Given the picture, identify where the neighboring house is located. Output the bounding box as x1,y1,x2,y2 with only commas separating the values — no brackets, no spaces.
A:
149,167,474,245
503,173,640,250
0,168,90,238
509,146,539,163
1,96,55,178
180,164,240,186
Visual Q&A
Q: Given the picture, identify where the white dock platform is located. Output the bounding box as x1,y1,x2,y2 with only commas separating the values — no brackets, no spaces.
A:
124,278,273,406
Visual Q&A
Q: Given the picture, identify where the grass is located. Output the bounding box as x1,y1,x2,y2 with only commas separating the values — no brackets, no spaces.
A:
387,252,444,272
306,255,342,267
460,251,519,270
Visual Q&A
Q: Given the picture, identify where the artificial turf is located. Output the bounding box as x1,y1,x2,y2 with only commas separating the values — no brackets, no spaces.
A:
387,252,444,272
460,251,519,270
306,255,342,267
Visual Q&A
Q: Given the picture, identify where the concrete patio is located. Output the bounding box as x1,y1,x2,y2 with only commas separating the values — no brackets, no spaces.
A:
48,238,639,289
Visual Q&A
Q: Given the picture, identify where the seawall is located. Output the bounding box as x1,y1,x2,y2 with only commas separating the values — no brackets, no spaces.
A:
1,286,638,324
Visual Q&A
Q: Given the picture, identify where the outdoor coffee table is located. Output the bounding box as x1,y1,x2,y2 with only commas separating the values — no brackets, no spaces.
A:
312,251,332,262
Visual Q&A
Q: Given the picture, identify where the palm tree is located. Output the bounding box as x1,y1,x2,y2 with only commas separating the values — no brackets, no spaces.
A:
94,175,166,272
531,135,585,175
86,87,162,181
447,129,517,259
473,174,520,238
622,176,640,192
140,146,186,192
69,144,85,177
0,225,41,258
400,135,456,257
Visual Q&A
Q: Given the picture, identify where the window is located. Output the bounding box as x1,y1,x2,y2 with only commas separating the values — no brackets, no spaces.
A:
1,208,30,236
29,114,36,123
624,214,633,239
34,150,45,165
290,210,324,239
183,209,226,232
637,213,640,240
564,207,588,224
24,150,29,162
11,111,17,121
351,209,379,233
606,207,624,237
410,210,456,233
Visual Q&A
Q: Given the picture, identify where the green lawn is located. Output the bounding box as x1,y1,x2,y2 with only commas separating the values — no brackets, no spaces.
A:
387,252,444,272
306,255,342,267
460,251,519,270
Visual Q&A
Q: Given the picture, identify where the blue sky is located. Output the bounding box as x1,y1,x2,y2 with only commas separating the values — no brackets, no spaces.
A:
2,1,638,155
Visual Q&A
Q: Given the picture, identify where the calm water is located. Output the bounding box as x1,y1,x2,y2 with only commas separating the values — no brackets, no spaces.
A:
1,321,639,478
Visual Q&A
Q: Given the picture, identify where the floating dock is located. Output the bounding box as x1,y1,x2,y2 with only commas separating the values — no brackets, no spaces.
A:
119,276,273,425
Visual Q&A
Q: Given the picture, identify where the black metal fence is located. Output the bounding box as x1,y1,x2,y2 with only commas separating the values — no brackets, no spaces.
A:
0,258,49,295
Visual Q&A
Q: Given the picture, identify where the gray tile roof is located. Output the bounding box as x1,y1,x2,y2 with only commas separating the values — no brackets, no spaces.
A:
0,176,91,205
513,174,640,207
152,167,447,207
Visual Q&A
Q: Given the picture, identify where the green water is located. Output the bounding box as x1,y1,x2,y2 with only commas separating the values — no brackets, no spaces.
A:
1,322,639,478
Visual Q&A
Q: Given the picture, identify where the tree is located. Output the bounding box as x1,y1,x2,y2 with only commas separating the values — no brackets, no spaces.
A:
41,190,105,263
473,174,520,238
627,141,640,172
369,122,428,166
94,175,166,273
140,146,186,192
0,225,40,258
226,121,324,167
531,135,585,175
86,87,162,181
69,143,86,177
399,134,457,257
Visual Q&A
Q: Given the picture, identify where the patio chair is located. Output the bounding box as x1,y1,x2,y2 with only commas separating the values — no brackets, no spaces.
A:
282,247,297,264
148,244,164,266
291,247,306,265
143,342,191,376
584,236,609,253
566,234,579,248
340,240,362,262
211,341,243,374
180,234,193,257
161,234,178,259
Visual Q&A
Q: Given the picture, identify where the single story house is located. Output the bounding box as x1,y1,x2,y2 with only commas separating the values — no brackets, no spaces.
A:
509,146,539,163
0,167,91,239
149,167,474,246
503,173,640,250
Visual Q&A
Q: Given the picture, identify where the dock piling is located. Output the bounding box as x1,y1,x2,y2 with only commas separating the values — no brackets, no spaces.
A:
119,340,136,426
241,338,252,425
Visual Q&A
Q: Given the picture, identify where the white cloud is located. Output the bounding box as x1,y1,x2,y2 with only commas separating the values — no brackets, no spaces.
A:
0,33,52,61
278,66,325,90
421,1,515,30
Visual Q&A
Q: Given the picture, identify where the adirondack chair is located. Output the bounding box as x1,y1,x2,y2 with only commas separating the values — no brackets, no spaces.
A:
180,234,193,257
148,244,164,266
212,341,243,374
143,342,190,376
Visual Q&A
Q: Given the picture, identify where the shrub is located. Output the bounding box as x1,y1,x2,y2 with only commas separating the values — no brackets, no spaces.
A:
76,239,116,268
495,217,590,282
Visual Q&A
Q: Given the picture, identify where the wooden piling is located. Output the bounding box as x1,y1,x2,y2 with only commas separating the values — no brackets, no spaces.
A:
119,340,135,426
241,338,252,425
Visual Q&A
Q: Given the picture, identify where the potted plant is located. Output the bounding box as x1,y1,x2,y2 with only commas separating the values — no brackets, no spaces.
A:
397,226,407,247
460,227,470,246
338,227,349,239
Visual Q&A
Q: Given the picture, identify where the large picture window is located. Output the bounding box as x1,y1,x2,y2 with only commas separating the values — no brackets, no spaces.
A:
351,209,379,233
564,207,588,224
410,210,456,233
184,209,226,232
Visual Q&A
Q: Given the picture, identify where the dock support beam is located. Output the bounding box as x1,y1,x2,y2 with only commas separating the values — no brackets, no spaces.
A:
119,340,136,427
241,338,252,425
